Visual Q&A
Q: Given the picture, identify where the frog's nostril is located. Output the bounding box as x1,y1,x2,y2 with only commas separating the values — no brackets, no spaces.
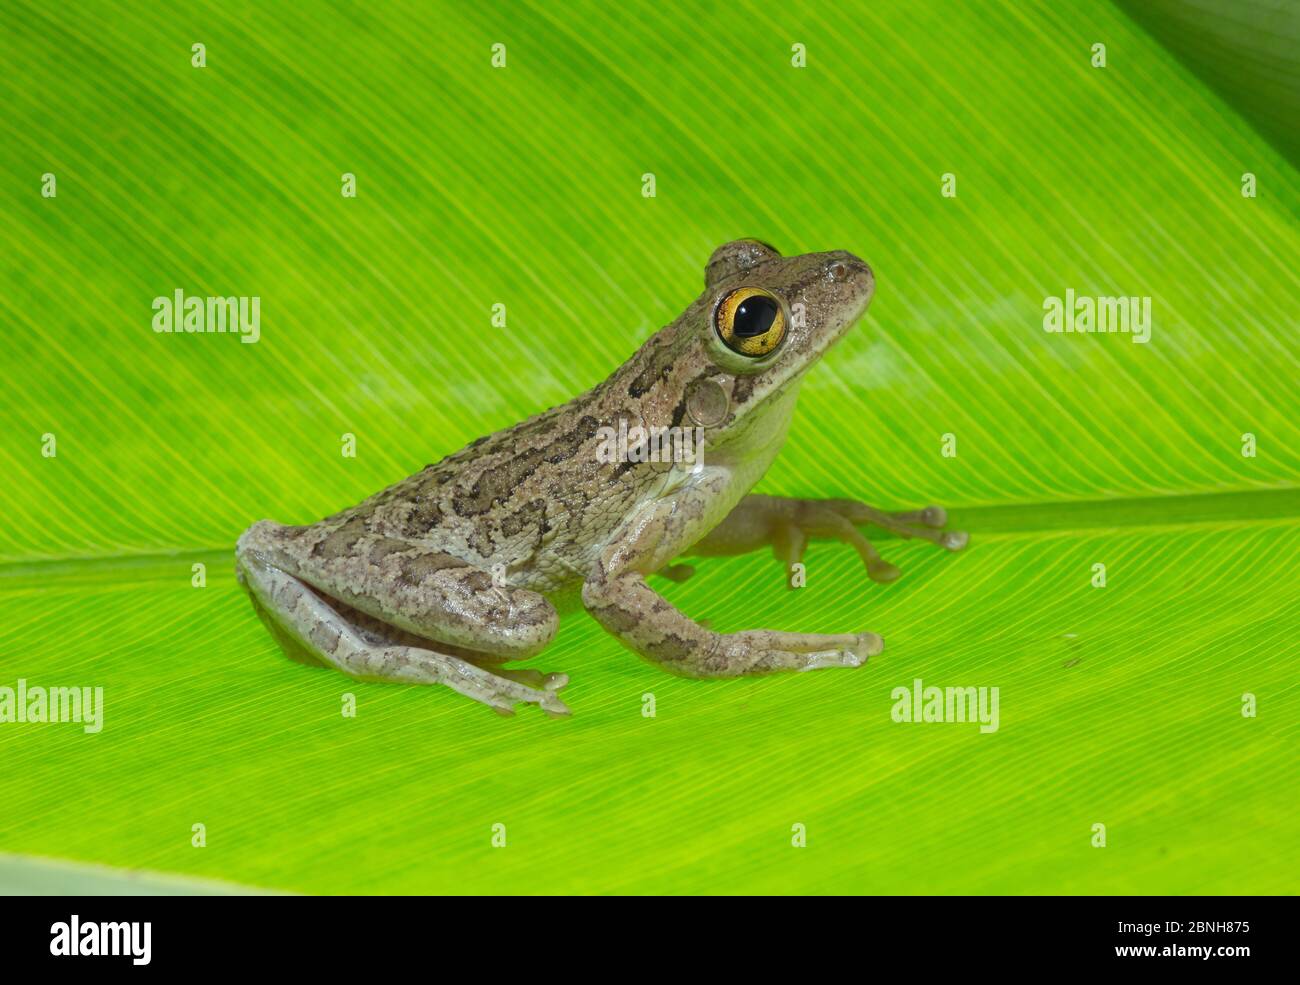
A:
827,253,872,286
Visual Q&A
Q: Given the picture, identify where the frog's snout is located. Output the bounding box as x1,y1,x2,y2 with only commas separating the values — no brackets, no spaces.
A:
819,250,875,326
825,250,873,291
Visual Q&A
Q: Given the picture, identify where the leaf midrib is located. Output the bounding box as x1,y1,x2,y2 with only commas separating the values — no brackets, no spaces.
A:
1,486,1295,583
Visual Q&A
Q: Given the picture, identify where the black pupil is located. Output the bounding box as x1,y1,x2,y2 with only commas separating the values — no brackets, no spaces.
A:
733,295,778,338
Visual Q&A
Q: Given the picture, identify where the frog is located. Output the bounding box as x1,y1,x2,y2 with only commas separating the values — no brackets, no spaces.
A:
235,240,967,717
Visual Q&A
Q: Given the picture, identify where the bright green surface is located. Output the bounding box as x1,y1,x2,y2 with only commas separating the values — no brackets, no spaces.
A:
0,853,277,895
1,0,1297,894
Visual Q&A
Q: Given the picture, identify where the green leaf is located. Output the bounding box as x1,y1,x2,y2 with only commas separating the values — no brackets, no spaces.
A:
1,0,1297,893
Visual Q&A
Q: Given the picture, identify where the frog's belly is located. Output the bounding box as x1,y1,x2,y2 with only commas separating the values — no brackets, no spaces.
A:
508,474,681,597
516,545,598,597
519,462,755,600
512,521,616,597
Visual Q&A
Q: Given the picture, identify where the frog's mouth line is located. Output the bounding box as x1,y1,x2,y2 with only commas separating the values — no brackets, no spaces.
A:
810,300,873,362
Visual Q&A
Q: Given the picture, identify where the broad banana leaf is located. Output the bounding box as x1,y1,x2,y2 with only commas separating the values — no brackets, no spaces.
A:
1,0,1296,894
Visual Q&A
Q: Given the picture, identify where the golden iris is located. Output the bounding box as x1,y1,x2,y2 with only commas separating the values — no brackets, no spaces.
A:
715,288,786,357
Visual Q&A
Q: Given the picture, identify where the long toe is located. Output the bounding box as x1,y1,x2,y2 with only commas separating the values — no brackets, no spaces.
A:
541,693,572,717
856,632,885,659
921,505,948,527
868,559,902,583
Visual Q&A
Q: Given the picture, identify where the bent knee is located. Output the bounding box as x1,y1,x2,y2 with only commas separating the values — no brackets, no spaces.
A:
236,519,286,556
477,589,558,657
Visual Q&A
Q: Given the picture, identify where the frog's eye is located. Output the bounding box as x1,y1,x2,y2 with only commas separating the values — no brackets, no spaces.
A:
715,287,786,358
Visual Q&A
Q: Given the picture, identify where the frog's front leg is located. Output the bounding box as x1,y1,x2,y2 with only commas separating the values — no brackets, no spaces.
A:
583,504,883,677
689,494,968,587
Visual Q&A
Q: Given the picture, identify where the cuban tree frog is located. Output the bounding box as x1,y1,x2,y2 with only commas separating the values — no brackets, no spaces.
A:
236,240,967,716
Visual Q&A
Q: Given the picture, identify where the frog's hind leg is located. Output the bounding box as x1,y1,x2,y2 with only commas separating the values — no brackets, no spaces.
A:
689,494,968,587
239,519,558,662
335,598,569,693
236,541,569,717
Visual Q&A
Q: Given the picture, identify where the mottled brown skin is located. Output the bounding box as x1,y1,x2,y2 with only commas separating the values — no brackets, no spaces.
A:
236,240,967,715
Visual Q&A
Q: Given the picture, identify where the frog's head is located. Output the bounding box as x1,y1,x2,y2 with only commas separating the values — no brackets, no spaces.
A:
683,239,874,446
702,239,874,377
604,240,874,463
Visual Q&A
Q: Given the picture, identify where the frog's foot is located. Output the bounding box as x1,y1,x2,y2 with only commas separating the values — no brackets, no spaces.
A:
792,498,967,585
720,629,884,673
491,667,570,693
750,499,963,586
689,494,967,589
237,546,570,717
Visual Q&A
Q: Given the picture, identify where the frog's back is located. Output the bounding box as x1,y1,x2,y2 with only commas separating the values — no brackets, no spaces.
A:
292,309,748,586
302,390,646,587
